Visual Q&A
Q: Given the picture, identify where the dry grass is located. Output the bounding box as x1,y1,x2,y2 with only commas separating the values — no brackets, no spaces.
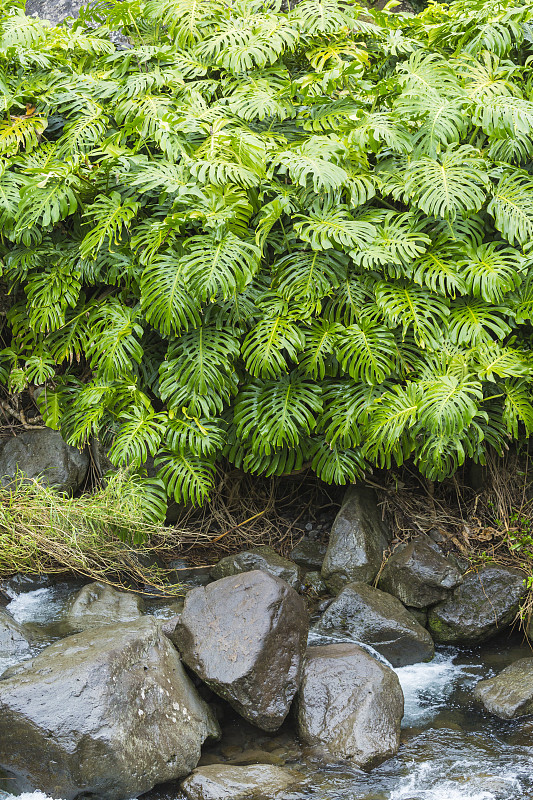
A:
163,467,339,565
0,467,338,595
370,448,533,633
0,472,185,595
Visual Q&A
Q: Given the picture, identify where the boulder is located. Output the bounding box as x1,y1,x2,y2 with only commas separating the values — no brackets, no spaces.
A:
296,643,403,769
181,764,304,800
0,617,219,800
473,658,533,719
427,566,526,644
290,538,328,571
65,581,143,630
321,485,390,594
0,609,31,663
378,537,462,608
314,582,434,667
168,570,309,731
210,546,301,590
0,428,88,494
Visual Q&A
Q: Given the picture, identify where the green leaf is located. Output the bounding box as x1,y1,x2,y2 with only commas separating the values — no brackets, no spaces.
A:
335,320,397,384
487,170,533,246
234,374,322,456
403,145,489,220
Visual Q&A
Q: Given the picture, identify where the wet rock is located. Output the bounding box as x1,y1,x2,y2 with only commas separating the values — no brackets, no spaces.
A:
0,617,219,800
0,610,31,662
168,570,308,731
0,428,89,494
210,546,301,590
290,539,328,571
405,606,428,628
314,582,434,667
378,537,462,608
321,485,390,594
303,571,327,596
181,764,304,800
296,643,403,769
169,559,212,587
26,0,89,24
65,581,143,629
474,658,533,719
427,566,526,644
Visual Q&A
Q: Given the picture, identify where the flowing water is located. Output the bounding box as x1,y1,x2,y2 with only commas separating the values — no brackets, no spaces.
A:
1,580,533,800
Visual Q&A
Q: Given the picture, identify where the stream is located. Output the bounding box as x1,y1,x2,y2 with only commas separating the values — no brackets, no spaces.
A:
1,580,533,800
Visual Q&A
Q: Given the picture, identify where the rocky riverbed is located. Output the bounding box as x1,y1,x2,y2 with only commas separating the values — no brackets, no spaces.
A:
0,434,532,800
1,574,533,800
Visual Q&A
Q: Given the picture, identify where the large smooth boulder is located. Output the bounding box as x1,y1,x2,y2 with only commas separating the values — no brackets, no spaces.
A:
321,485,390,594
378,537,462,608
314,582,434,667
65,581,143,630
0,617,219,800
181,764,304,800
0,428,88,494
296,643,403,769
427,566,526,644
168,570,308,731
0,610,31,663
474,658,533,719
210,547,301,591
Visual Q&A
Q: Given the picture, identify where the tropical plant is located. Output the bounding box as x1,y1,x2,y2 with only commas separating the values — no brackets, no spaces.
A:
2,0,533,514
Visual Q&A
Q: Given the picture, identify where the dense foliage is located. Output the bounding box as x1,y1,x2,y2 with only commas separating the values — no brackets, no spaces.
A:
2,0,533,511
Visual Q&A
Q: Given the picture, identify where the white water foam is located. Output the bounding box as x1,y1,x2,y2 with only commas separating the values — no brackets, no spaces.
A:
395,649,480,726
389,759,523,800
0,793,61,800
6,588,66,625
307,628,394,667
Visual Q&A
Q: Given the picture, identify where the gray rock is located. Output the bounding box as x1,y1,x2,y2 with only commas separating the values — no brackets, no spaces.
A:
26,0,88,24
65,581,143,629
427,566,526,644
473,658,533,719
290,539,328,571
315,582,434,667
303,571,327,596
210,546,302,590
296,643,403,769
0,610,31,661
181,764,304,800
378,537,462,608
169,570,309,732
0,428,88,494
321,485,390,594
0,617,219,800
405,606,428,628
